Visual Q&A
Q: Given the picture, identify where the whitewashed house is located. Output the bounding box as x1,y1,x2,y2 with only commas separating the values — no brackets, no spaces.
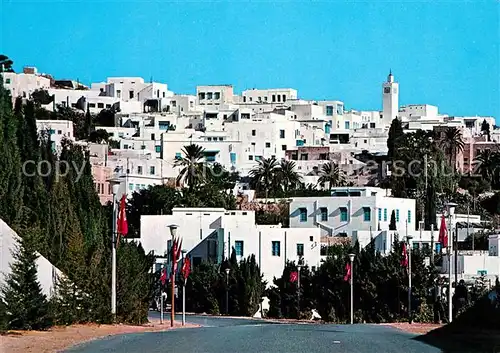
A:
139,208,321,286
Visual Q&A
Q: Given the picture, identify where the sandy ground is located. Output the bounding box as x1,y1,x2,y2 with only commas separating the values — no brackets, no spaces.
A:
383,322,443,334
1,319,199,353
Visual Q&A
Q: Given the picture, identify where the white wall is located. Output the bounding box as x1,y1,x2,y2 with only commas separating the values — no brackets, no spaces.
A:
139,209,321,287
2,72,51,99
36,120,75,151
290,187,415,239
242,88,297,104
0,219,61,298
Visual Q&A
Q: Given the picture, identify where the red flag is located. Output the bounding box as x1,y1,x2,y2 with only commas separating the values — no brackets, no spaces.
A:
181,257,191,280
289,271,298,283
172,238,178,273
401,242,409,268
344,262,351,282
160,267,167,285
116,195,128,246
438,214,448,247
176,238,183,263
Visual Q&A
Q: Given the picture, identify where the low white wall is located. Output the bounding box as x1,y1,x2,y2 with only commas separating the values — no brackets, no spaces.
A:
0,219,61,298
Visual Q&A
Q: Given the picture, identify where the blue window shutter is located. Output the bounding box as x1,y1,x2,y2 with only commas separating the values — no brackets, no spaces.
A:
396,209,400,222
230,152,236,164
299,208,307,222
378,208,382,221
363,207,371,221
384,208,387,221
320,208,328,222
340,208,348,222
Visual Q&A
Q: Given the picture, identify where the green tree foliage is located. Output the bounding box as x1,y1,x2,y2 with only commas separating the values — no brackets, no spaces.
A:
269,241,439,324
481,119,491,142
387,117,404,160
95,109,115,127
127,185,180,237
174,144,206,189
0,54,14,72
388,128,456,230
389,210,397,231
50,274,90,326
116,242,154,324
1,236,52,330
0,70,152,326
31,89,54,106
317,161,347,190
184,262,222,315
88,129,109,143
438,127,465,169
267,261,314,319
0,76,24,226
249,157,279,198
182,255,265,316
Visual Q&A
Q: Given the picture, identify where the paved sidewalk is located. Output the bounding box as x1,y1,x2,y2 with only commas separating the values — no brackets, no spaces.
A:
2,320,199,353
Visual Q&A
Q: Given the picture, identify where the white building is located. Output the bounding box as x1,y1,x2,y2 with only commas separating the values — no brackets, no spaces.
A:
441,235,500,283
197,85,234,106
224,113,301,168
106,149,175,198
289,187,416,249
241,88,297,104
139,208,321,286
36,120,75,151
1,67,51,100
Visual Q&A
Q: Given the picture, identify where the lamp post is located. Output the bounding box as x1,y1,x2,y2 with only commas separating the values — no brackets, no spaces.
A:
160,263,164,324
348,253,355,324
181,249,187,326
446,202,457,323
168,224,178,328
297,257,304,315
406,234,413,324
110,182,120,321
225,268,230,315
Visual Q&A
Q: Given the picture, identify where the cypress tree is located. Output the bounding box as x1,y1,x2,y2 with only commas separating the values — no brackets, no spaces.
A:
0,76,23,226
389,210,397,231
1,236,52,330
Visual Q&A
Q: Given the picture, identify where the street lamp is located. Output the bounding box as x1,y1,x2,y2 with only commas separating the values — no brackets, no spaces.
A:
108,180,120,321
297,257,304,315
168,224,178,327
225,268,230,315
181,249,187,326
348,253,355,324
406,234,413,324
445,202,457,323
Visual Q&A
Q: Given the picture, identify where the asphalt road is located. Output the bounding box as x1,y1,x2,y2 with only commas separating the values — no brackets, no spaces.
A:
66,314,441,353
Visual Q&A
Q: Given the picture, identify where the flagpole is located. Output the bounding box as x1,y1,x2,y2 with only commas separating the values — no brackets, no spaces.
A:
407,235,413,324
446,203,456,324
168,224,179,328
111,185,118,321
181,250,186,326
160,264,164,324
349,253,355,324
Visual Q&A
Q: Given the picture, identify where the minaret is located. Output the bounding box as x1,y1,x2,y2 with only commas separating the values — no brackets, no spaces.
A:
382,70,399,126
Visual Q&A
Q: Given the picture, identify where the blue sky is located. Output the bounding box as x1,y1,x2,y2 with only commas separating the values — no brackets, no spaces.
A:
1,1,499,120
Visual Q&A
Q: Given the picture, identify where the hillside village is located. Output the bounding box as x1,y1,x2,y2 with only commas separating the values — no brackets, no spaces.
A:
0,55,499,337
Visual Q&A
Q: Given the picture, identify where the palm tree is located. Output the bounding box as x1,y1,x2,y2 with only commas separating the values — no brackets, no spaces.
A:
249,157,279,198
174,144,206,189
276,160,302,193
439,127,465,169
474,149,500,182
317,161,346,190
